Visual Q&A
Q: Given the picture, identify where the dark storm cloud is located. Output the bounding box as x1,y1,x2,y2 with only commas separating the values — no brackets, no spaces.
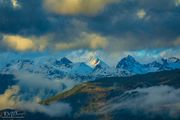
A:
0,0,49,35
80,0,180,50
0,0,179,52
86,0,179,36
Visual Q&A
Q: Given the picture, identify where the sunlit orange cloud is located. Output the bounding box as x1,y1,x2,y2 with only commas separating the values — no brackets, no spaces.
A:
44,0,119,15
2,33,108,52
3,35,35,51
11,0,21,9
0,86,20,110
175,0,180,6
174,37,180,46
136,9,146,19
3,35,48,51
55,32,108,50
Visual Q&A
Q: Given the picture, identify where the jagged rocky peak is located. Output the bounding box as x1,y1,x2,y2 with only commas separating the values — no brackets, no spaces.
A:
121,55,138,64
147,61,162,68
116,55,146,74
160,58,168,64
89,57,109,69
89,57,100,67
116,55,139,68
17,59,34,64
60,57,72,64
55,57,73,66
11,59,34,69
157,57,180,66
94,61,109,71
167,57,180,63
124,55,136,62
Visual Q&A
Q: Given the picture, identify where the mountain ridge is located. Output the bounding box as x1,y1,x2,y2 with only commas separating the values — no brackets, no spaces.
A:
1,55,180,80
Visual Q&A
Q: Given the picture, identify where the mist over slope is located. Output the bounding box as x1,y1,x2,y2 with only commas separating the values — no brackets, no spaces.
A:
38,69,180,120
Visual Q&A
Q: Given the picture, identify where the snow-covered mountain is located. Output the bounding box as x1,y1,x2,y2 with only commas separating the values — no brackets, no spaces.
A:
91,57,110,75
116,55,145,74
158,57,180,70
116,55,180,75
1,57,93,80
1,55,180,80
52,57,93,77
90,57,129,77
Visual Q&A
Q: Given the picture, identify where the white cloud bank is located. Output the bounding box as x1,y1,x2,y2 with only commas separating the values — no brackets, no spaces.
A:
98,86,180,118
0,85,72,117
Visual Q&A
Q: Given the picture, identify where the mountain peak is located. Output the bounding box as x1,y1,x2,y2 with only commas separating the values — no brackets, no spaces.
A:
124,55,136,62
55,57,72,66
88,57,109,73
61,57,72,64
116,55,144,74
89,57,100,67
116,55,137,68
95,59,109,69
168,57,180,63
91,58,112,76
17,59,33,64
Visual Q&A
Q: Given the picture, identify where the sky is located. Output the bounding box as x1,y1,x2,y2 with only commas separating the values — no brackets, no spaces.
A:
0,0,180,61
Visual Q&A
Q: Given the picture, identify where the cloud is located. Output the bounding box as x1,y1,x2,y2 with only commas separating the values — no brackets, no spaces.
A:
67,50,98,62
0,71,78,116
98,86,180,118
14,72,63,90
3,35,35,51
0,0,49,35
13,71,79,99
43,0,119,15
0,0,180,53
0,85,20,110
175,0,180,6
2,35,48,51
11,0,21,9
84,0,180,51
1,32,108,52
0,86,72,117
159,48,180,58
16,72,79,91
18,102,72,117
55,32,108,50
136,9,146,19
174,37,180,46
